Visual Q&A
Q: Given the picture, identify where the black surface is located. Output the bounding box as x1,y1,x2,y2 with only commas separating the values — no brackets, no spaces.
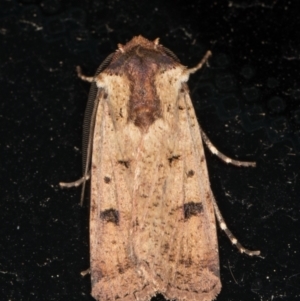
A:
1,1,300,300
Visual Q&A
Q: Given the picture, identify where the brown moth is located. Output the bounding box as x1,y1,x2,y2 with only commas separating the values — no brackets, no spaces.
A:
60,35,260,301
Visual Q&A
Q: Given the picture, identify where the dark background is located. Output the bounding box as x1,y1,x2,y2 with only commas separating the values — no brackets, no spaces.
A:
1,0,300,300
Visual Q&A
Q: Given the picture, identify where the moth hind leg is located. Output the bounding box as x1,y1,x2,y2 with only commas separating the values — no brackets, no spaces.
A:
212,194,260,257
59,173,90,205
201,130,256,167
59,173,90,188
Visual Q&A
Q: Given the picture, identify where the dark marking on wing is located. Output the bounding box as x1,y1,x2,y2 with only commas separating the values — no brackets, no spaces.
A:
179,257,193,267
183,202,203,219
100,209,119,225
168,155,180,166
104,176,111,183
187,170,195,177
118,160,130,168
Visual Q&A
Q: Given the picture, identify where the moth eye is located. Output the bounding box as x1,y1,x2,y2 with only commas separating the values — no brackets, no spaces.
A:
100,209,119,225
183,202,203,219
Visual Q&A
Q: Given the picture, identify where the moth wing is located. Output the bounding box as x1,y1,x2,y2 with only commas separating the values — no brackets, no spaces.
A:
121,81,221,300
162,85,221,301
90,90,143,301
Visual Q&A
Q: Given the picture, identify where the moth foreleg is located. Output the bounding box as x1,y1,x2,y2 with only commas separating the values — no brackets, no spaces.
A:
201,129,256,167
76,66,95,83
185,50,212,75
211,194,260,256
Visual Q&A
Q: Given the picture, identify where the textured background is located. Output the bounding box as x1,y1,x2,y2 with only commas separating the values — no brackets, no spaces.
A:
1,0,299,300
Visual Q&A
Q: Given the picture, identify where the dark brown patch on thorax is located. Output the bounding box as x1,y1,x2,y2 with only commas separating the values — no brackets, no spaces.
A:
119,48,161,130
104,40,179,130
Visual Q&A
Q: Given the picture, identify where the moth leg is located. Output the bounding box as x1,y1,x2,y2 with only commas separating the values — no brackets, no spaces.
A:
59,174,90,188
185,50,212,75
211,194,260,256
201,130,256,167
185,50,255,168
76,66,94,83
80,268,90,277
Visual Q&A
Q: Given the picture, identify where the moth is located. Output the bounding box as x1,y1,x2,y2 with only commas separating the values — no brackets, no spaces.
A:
60,35,260,301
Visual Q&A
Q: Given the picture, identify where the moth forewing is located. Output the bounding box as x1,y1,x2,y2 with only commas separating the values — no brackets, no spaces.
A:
60,35,260,301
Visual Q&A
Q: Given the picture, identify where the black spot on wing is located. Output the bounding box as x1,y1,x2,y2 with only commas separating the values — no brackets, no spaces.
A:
118,160,130,168
179,257,193,267
100,209,119,225
183,202,203,219
187,170,195,177
168,155,180,166
104,176,111,183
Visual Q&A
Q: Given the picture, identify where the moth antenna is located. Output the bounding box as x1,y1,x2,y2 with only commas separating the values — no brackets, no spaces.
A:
153,37,160,48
